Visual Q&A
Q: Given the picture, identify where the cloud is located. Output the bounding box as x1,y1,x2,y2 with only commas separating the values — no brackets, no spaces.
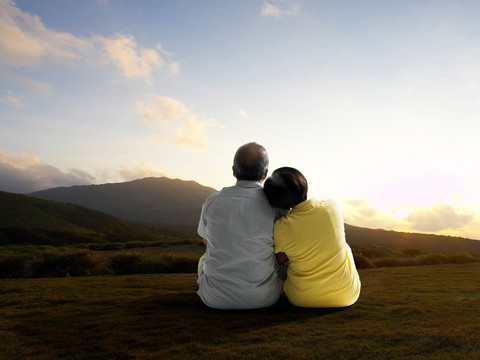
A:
0,151,94,193
1,91,23,107
169,61,181,74
117,161,169,181
239,109,248,118
1,69,52,93
261,0,299,18
342,199,397,229
0,0,91,67
458,220,480,241
99,34,164,83
344,199,379,218
405,203,475,232
135,95,224,150
0,1,178,87
343,197,477,238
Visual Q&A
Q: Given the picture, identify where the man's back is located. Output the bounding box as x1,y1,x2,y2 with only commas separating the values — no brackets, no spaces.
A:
197,181,283,309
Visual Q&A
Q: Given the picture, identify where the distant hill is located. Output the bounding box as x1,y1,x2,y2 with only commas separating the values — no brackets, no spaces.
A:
23,177,480,253
345,224,480,253
0,191,166,245
29,177,217,226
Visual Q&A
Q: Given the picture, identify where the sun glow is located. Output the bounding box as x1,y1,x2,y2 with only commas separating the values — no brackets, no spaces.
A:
390,207,413,220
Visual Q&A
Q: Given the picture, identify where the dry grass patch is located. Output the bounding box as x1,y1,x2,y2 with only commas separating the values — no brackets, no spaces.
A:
1,264,479,359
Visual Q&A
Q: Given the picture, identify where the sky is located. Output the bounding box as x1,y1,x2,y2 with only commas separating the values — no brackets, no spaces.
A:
1,0,480,240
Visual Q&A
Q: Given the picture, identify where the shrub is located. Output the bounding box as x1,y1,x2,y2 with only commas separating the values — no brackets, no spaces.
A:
373,257,416,268
27,250,106,278
124,241,151,249
108,252,200,275
353,253,377,269
160,254,199,273
108,251,150,275
416,253,445,266
401,248,425,257
65,251,106,276
87,242,124,251
0,256,34,278
444,252,480,264
350,244,405,259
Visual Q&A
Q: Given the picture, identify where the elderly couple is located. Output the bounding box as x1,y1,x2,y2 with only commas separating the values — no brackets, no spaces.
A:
197,142,361,310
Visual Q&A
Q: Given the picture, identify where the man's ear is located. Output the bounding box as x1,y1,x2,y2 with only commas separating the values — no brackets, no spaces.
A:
232,166,236,177
261,169,268,182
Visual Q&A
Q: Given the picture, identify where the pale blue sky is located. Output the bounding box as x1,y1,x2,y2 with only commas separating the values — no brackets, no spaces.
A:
1,0,480,239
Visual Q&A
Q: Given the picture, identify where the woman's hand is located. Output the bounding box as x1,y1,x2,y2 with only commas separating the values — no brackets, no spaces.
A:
276,252,289,265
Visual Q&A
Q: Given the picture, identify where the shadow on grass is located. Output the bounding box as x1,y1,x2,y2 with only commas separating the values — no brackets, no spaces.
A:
131,292,349,342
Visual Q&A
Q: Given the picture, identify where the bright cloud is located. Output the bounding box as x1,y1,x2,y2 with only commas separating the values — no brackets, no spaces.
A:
405,203,475,232
342,199,398,230
239,109,248,118
135,95,224,150
100,34,163,83
343,197,477,238
261,0,299,18
0,151,94,193
0,1,177,87
117,161,169,181
0,0,91,67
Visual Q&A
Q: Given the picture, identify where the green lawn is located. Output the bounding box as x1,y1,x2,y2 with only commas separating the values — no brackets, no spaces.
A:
1,264,479,360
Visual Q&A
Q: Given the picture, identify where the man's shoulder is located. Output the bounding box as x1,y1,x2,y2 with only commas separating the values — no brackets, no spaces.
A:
203,190,221,204
204,182,271,207
219,183,267,199
207,190,221,198
203,185,252,201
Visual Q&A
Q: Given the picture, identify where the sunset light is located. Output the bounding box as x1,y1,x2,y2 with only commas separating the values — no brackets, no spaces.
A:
1,0,479,240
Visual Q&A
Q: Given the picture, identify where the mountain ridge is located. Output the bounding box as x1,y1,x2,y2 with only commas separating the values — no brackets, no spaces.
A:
15,176,480,253
344,224,480,253
29,177,217,226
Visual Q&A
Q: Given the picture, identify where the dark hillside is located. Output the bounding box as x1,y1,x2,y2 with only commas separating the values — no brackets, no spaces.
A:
24,176,480,253
0,191,165,245
29,177,217,226
345,224,480,253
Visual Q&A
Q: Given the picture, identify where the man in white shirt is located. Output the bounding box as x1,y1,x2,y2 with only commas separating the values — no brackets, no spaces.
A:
197,142,283,309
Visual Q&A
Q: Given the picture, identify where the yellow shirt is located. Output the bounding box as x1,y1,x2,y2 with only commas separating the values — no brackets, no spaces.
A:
274,198,361,307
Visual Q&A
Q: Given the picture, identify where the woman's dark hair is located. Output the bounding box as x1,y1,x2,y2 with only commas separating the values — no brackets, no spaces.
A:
263,167,308,209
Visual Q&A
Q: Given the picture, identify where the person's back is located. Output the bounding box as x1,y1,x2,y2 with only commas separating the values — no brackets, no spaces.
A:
274,198,360,307
264,167,361,308
196,142,283,309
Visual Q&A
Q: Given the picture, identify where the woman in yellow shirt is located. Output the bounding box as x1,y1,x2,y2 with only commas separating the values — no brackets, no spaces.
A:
264,167,361,308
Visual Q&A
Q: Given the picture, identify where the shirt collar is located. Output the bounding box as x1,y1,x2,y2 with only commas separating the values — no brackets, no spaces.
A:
290,198,315,213
235,180,263,188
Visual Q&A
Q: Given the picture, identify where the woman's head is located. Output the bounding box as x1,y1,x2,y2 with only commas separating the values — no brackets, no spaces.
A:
264,167,308,209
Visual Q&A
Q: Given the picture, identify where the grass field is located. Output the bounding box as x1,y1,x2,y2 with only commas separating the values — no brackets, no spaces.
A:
1,263,479,360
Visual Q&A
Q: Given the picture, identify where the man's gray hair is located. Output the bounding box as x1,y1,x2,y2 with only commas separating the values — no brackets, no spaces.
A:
233,142,269,181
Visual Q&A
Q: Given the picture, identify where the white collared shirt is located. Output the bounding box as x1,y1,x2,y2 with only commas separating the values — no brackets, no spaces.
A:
197,180,283,309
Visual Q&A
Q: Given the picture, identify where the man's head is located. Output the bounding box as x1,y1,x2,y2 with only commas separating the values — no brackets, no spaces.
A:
232,142,269,182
